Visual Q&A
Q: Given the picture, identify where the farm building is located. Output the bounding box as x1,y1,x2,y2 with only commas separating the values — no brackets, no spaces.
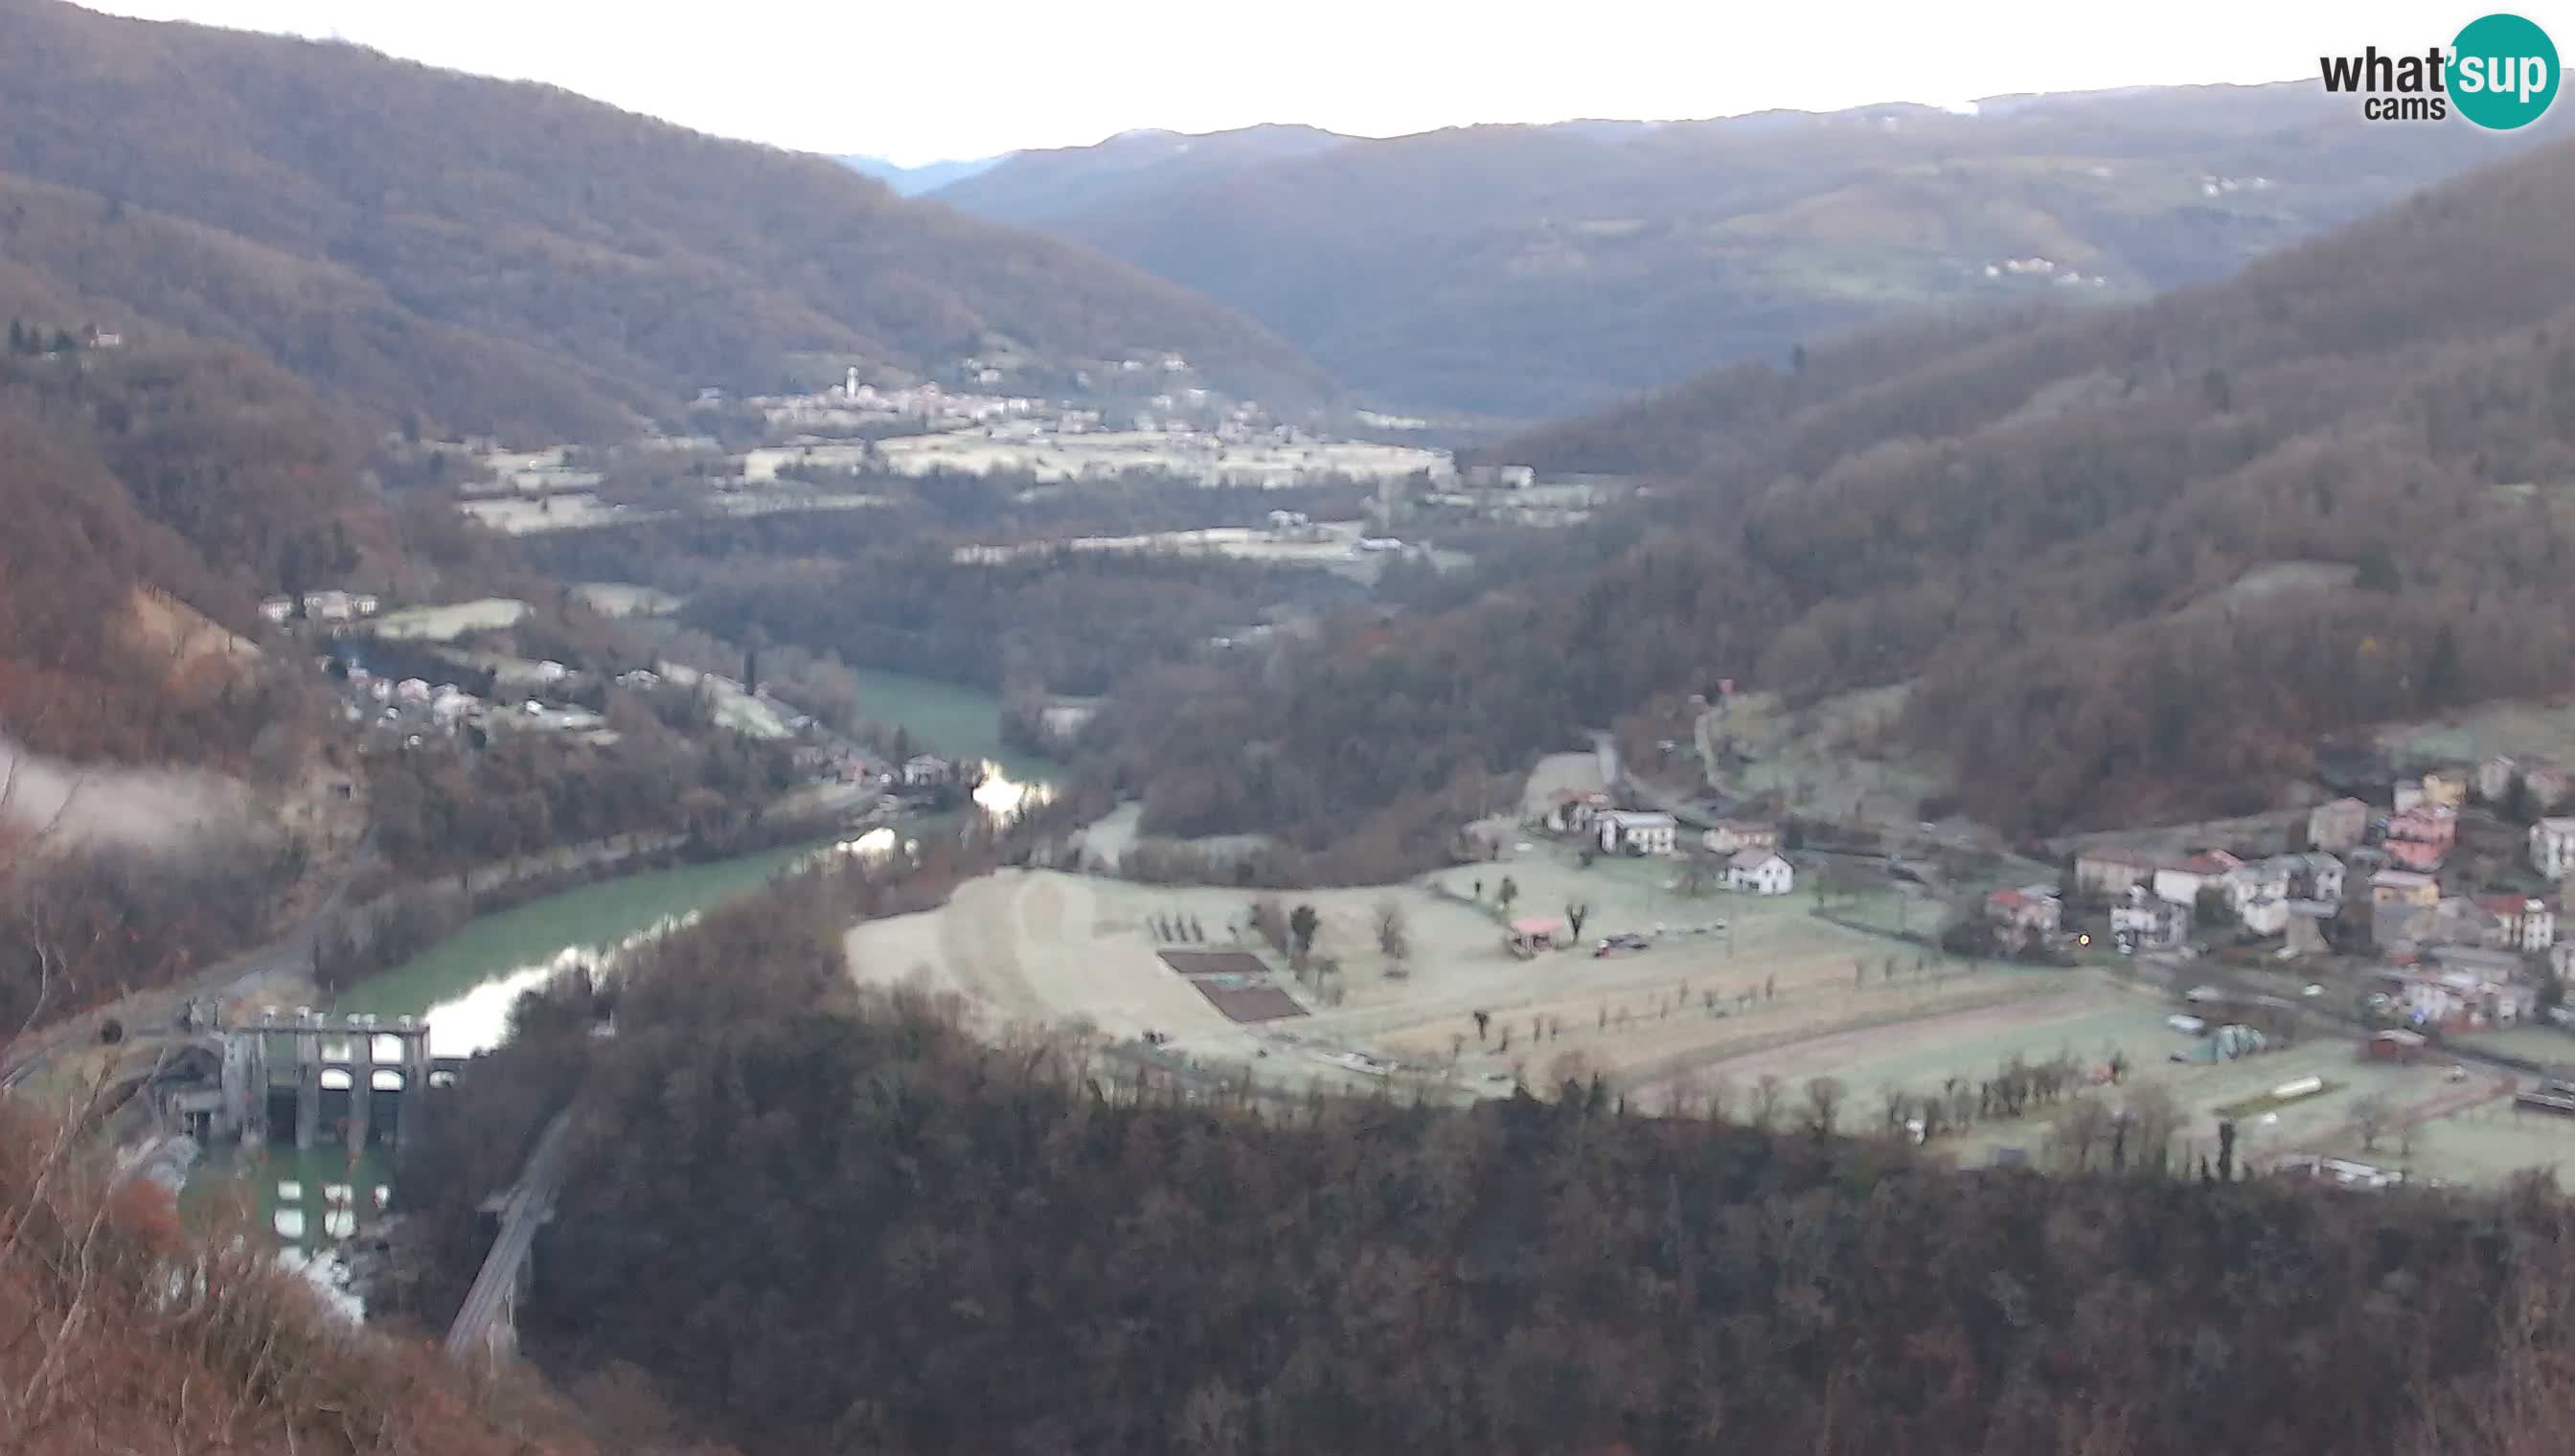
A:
2072,847,2166,898
1597,811,1678,856
1726,851,1794,896
2367,1028,2428,1064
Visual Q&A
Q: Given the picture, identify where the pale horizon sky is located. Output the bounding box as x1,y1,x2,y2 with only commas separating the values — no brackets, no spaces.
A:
80,0,2562,166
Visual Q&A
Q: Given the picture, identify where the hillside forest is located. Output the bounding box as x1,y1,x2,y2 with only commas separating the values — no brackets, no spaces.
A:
0,0,1323,444
376,865,2575,1456
1079,134,2575,873
935,89,2559,419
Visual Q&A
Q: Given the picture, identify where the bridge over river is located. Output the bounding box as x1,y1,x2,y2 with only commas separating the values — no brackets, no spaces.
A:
444,1108,577,1363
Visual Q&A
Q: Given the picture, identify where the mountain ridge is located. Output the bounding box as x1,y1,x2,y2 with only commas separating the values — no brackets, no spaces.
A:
0,0,1331,440
930,85,2555,418
1080,132,2575,866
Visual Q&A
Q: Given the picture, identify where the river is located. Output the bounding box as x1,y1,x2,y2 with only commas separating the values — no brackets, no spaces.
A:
205,667,1058,1274
845,665,1060,777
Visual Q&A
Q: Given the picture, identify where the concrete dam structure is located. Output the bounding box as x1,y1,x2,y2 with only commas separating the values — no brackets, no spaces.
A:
158,1009,465,1153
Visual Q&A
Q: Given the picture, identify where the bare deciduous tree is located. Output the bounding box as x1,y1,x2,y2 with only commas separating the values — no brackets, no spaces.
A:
1752,1073,1786,1129
1804,1076,1848,1137
1374,899,1410,962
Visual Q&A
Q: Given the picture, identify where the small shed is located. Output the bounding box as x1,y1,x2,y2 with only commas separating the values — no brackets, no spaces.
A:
1506,917,1566,958
2368,1028,2429,1064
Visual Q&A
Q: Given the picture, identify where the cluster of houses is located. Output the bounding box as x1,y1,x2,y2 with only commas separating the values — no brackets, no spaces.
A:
1536,792,1796,896
337,661,608,748
2064,845,2349,949
2039,757,2575,1034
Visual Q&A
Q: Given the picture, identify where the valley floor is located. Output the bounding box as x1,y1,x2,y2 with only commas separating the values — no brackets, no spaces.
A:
844,831,2575,1186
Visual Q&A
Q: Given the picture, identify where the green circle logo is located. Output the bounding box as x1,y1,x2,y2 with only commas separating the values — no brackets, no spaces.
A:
2452,12,2559,129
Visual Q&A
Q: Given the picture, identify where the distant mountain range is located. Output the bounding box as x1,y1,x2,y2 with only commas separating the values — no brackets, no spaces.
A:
923,91,2557,420
835,152,1008,195
927,125,1353,224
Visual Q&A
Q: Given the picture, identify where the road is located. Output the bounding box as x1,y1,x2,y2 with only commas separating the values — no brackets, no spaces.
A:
444,1108,577,1361
0,832,376,1093
1594,730,1723,833
1591,730,1621,793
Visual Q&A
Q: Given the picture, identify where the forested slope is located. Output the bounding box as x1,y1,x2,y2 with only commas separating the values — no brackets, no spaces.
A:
402,875,2575,1456
1088,134,2575,857
0,0,1327,440
0,336,374,763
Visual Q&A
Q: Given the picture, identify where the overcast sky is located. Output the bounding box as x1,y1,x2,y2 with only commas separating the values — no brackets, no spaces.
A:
83,0,2529,165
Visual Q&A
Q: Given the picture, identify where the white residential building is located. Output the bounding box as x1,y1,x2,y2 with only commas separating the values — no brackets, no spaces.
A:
2532,819,2575,879
2297,853,2346,904
1598,811,1678,856
2237,894,2290,938
2111,886,2190,953
2153,851,2243,908
2227,858,2293,915
1726,851,1794,896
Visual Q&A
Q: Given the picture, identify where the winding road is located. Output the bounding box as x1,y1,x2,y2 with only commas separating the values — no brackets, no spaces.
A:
0,834,376,1094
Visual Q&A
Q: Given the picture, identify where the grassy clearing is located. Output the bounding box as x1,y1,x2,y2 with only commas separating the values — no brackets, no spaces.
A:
371,597,528,642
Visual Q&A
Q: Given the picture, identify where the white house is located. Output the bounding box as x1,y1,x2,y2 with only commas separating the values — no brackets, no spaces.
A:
2236,894,2290,938
2295,853,2346,904
2153,851,2243,908
901,754,953,786
2110,886,2189,953
1598,811,1678,856
2533,819,2575,879
2227,858,2293,916
258,596,295,625
1726,850,1794,896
